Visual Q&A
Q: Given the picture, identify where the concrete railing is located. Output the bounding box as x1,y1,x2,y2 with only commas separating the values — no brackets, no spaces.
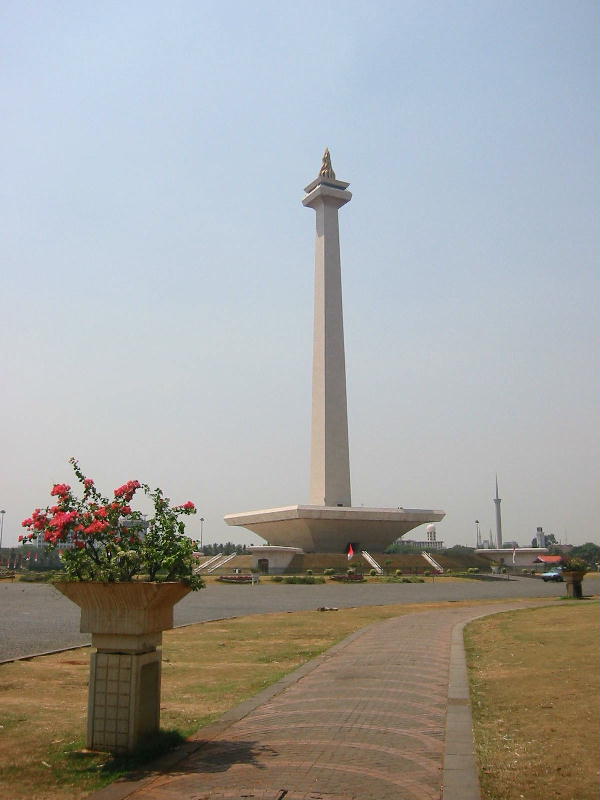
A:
421,551,444,573
361,550,383,574
206,552,237,574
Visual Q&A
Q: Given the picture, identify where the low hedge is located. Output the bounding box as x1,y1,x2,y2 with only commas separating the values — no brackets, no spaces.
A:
217,574,256,584
18,570,62,583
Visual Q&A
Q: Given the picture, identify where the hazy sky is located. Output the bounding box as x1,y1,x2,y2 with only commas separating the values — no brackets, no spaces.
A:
2,1,598,549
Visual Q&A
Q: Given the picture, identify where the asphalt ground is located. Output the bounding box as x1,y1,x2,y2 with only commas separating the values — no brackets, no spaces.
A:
2,575,595,663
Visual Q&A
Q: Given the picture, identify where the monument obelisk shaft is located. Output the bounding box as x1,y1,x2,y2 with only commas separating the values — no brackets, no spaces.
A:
303,150,352,507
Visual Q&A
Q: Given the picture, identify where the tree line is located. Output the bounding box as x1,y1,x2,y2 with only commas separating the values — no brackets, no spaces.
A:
199,542,249,556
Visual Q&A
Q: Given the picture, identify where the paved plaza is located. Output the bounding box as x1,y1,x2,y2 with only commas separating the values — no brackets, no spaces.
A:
89,599,554,800
1,576,597,662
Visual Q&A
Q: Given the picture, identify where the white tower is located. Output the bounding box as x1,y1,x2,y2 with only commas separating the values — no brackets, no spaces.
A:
426,524,437,544
303,148,352,507
493,475,503,549
224,152,445,552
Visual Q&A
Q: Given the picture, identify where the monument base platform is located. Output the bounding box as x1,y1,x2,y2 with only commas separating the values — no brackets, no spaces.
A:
225,504,445,554
475,547,549,567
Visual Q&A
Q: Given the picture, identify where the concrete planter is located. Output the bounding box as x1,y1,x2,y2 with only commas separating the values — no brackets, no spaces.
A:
562,570,586,599
55,581,190,753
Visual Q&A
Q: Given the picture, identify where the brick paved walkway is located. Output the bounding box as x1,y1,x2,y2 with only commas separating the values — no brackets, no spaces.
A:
100,601,549,800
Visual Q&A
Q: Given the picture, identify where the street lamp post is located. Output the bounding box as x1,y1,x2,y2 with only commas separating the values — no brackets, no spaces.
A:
199,517,205,552
475,519,481,548
0,510,5,559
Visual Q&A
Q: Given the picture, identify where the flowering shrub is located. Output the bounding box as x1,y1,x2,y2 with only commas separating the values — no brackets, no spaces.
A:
21,459,204,589
562,557,588,574
217,574,256,583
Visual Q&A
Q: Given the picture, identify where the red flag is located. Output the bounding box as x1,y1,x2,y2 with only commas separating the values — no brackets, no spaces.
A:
347,543,354,560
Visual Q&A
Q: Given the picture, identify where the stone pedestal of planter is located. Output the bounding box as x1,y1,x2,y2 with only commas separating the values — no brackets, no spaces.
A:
563,570,585,599
55,582,190,753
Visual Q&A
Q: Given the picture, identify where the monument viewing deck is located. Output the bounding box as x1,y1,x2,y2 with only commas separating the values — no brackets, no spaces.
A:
225,505,445,554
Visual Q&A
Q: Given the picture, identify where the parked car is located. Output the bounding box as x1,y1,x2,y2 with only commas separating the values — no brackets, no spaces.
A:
542,567,563,582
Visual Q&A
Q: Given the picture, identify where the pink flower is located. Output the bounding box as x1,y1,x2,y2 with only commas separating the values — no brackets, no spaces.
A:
75,540,85,549
175,501,196,512
84,520,109,535
114,480,141,502
49,511,78,535
120,505,132,515
18,535,23,542
32,510,49,531
50,483,71,498
84,478,94,488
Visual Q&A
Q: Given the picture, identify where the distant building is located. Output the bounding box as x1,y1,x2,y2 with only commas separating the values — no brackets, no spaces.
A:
534,554,563,566
475,547,548,567
535,526,545,548
401,539,444,550
401,524,444,550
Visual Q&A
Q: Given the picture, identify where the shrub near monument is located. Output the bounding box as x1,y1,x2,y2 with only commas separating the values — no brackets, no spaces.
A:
20,458,204,754
20,458,203,588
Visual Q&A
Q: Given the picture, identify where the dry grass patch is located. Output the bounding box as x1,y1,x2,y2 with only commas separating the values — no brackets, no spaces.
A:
465,601,599,800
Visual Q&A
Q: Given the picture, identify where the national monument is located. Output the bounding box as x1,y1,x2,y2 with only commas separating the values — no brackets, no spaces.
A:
225,151,444,555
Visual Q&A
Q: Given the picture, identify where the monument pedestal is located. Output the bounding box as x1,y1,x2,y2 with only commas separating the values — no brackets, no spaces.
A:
88,635,162,753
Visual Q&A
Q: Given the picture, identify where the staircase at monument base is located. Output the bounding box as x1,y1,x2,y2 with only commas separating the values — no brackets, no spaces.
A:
194,554,222,573
206,552,237,573
421,551,444,573
361,550,383,574
196,550,490,577
196,552,239,573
